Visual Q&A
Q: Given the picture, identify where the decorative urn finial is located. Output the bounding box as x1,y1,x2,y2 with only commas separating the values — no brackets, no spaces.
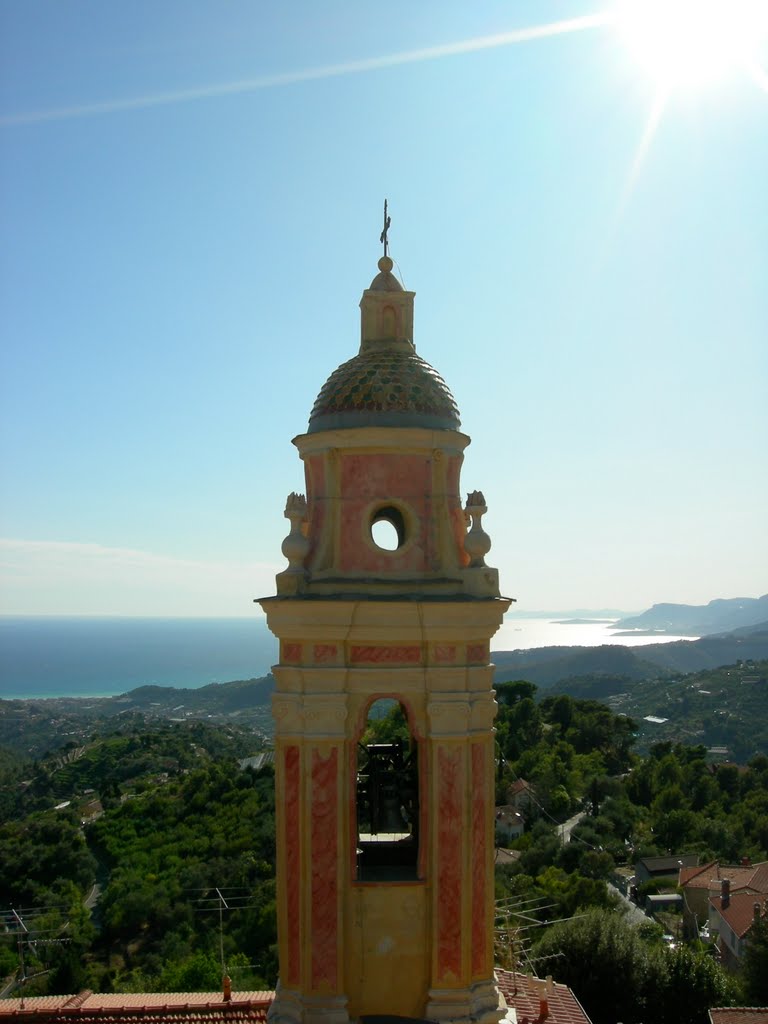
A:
464,490,491,568
281,492,310,572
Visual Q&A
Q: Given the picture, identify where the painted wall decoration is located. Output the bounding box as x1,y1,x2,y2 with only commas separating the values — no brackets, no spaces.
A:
282,642,302,663
284,745,302,986
466,643,488,664
471,743,487,976
350,645,421,664
311,747,340,990
437,745,463,981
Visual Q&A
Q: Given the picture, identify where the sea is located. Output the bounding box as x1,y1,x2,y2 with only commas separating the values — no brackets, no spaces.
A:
0,614,698,701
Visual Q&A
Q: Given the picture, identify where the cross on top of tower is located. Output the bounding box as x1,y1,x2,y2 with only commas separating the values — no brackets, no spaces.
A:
380,199,391,257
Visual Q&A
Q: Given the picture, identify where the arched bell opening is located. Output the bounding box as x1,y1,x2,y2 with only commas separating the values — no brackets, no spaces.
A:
355,698,420,882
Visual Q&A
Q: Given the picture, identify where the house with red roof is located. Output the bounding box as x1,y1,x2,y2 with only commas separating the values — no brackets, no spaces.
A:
0,973,599,1024
507,780,536,814
0,978,596,1024
708,883,768,969
496,970,592,1024
680,860,768,922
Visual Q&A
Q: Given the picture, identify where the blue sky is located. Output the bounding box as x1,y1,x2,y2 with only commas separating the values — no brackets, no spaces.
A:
1,0,766,616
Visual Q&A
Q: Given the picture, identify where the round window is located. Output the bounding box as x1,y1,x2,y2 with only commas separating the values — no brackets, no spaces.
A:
370,505,407,551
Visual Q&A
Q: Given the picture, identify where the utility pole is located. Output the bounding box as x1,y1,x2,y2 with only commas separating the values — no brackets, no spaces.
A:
11,909,27,1010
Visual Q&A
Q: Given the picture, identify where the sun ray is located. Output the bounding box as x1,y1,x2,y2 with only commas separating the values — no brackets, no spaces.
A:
1,13,612,126
619,87,669,210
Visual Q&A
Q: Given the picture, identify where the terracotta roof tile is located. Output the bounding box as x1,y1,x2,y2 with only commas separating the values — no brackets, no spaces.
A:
496,969,592,1024
509,780,533,796
0,991,274,1022
681,861,768,893
710,892,768,938
680,861,717,886
748,863,768,893
709,1010,768,1024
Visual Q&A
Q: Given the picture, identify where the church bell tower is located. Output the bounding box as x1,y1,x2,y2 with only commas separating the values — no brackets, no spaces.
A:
260,226,510,1024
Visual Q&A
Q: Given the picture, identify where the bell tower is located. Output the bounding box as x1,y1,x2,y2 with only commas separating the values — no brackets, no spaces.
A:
260,238,510,1024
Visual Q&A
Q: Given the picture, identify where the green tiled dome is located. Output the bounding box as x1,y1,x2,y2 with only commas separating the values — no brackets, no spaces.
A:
308,346,461,433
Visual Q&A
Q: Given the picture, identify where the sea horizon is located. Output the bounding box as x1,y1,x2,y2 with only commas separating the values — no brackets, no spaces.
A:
0,612,698,701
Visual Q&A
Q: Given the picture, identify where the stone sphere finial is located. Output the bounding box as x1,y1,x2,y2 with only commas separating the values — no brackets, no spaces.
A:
378,255,394,273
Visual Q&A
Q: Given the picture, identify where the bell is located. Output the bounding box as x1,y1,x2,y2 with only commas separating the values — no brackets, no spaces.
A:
377,788,409,835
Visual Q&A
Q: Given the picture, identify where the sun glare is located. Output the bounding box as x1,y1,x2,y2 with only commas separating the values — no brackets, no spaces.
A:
616,0,768,90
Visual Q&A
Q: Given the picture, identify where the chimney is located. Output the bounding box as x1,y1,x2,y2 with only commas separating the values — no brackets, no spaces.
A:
742,856,752,867
721,878,730,909
223,975,232,1002
534,977,549,1022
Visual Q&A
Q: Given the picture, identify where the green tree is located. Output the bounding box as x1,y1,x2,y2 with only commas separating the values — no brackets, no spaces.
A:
158,950,222,992
741,910,768,1005
645,945,738,1024
533,909,651,1024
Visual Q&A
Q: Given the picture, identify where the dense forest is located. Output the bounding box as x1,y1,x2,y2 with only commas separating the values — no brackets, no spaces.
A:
1,662,767,1022
0,723,277,994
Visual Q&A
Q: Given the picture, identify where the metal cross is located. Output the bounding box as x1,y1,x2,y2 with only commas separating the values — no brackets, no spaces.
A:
380,199,391,257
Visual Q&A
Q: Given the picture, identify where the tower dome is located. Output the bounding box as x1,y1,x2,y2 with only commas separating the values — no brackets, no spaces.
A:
307,256,461,433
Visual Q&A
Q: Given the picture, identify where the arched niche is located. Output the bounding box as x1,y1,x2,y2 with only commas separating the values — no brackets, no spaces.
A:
381,304,398,338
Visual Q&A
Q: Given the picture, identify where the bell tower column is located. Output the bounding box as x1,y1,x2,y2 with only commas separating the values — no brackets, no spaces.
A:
271,686,351,1024
426,681,501,1023
260,239,513,1024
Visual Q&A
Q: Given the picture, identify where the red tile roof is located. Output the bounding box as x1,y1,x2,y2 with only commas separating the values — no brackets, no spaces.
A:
508,780,533,797
496,969,592,1024
680,860,718,887
0,990,273,1022
710,892,768,938
709,1010,768,1024
681,861,768,893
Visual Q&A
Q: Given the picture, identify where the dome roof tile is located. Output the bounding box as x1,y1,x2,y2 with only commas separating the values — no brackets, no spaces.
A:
308,346,460,433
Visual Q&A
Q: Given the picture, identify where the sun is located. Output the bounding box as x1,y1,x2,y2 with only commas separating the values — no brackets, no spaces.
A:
615,0,768,91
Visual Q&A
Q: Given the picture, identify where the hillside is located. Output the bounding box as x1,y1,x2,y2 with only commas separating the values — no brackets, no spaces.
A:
0,675,275,759
491,628,768,687
613,594,768,636
547,659,768,760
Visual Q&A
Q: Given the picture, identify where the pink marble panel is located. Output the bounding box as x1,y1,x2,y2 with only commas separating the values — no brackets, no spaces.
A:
305,455,326,565
434,644,457,663
339,453,430,572
471,743,487,975
311,747,339,990
284,746,301,986
447,455,471,567
437,746,463,981
313,643,337,663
